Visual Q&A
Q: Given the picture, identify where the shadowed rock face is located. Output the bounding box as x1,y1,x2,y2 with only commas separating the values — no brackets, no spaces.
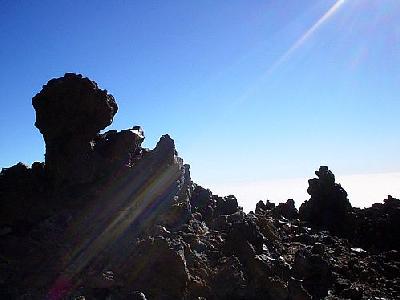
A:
32,73,118,185
299,166,352,234
0,74,399,299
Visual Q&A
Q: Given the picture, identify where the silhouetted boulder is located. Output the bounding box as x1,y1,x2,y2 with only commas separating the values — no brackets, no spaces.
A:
255,199,276,214
215,194,239,216
121,236,190,299
352,195,400,250
293,249,332,298
93,126,145,175
274,199,298,220
0,162,49,229
32,73,118,185
299,166,351,233
224,217,264,258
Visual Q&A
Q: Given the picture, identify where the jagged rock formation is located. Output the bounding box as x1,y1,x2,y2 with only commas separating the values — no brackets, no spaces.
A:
351,195,400,251
299,167,400,251
0,74,399,299
299,166,352,234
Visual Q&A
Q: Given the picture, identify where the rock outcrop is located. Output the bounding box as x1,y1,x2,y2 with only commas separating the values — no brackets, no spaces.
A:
32,73,118,186
299,166,352,234
0,74,399,299
299,166,400,251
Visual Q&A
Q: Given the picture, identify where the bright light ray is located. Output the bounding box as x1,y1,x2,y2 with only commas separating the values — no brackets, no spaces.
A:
47,162,183,299
271,0,346,72
46,3,349,298
234,0,347,106
185,0,348,150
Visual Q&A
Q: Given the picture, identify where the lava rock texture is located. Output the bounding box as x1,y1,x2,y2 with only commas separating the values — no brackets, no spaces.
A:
1,74,399,299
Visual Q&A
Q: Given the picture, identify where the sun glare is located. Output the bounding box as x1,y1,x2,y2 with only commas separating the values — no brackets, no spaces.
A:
233,0,347,106
273,0,346,69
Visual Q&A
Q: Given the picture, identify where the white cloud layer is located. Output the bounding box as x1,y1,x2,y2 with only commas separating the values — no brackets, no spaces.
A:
206,172,400,212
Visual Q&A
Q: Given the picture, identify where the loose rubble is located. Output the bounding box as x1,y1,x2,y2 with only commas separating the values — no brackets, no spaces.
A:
0,74,399,299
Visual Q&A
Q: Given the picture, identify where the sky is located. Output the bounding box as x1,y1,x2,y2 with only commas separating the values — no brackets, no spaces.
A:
0,0,399,210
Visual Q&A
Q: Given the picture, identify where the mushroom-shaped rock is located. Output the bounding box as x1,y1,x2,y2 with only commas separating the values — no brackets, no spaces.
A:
32,73,118,184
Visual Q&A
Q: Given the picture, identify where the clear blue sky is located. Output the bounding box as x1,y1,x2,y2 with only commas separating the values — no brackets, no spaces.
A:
1,1,399,202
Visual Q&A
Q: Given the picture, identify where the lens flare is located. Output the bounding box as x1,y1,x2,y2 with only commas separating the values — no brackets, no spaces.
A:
271,0,346,71
234,0,347,106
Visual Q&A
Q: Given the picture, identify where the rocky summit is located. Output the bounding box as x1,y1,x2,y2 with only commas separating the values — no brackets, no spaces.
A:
0,74,399,300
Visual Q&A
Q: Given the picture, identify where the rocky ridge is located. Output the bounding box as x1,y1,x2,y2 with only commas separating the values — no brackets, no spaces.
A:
0,74,399,299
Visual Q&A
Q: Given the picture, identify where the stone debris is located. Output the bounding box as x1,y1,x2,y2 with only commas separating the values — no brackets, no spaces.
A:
0,74,399,299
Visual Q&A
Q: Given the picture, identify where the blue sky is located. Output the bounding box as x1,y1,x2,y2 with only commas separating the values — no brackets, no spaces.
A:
1,0,399,207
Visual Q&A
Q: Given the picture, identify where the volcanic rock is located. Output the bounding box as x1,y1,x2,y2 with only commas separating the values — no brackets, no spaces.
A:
32,73,118,185
299,166,352,233
274,199,298,220
0,74,399,299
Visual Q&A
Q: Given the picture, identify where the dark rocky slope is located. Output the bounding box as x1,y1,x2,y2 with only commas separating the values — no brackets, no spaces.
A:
0,74,399,299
